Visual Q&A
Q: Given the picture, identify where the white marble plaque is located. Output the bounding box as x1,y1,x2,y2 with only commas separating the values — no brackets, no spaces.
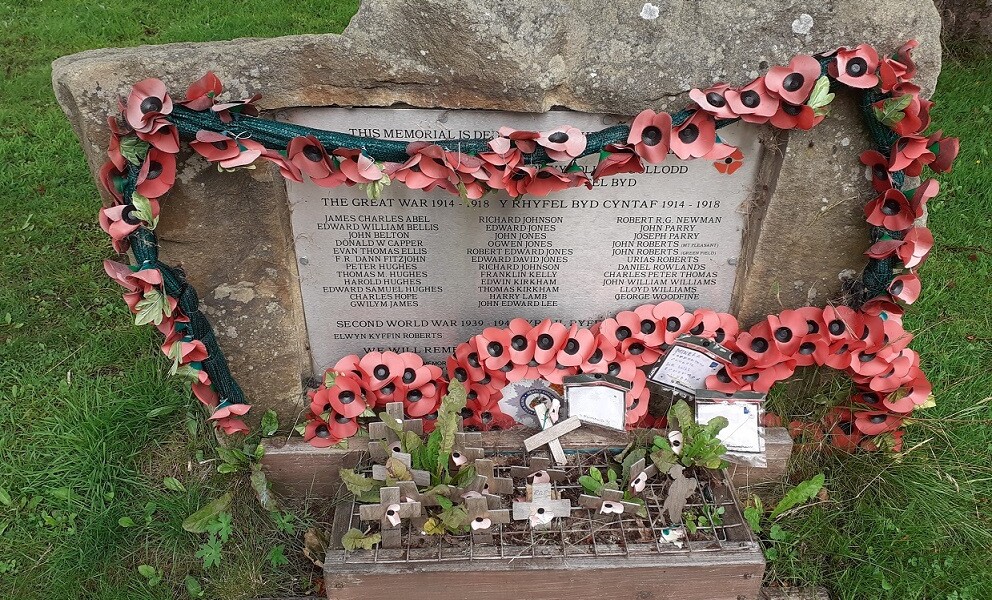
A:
281,108,761,370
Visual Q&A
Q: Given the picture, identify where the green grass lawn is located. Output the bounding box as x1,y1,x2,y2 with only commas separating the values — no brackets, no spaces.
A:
1,2,990,598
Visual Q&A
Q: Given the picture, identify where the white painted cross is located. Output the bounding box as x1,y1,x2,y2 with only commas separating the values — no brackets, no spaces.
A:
358,486,421,548
512,482,571,528
465,494,510,544
474,458,513,497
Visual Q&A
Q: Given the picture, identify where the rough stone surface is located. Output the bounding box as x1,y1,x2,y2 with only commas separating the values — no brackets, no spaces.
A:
52,0,942,417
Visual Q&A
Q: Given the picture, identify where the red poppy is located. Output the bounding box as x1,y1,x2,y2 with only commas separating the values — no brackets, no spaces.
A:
890,135,935,176
563,166,593,191
191,131,238,162
866,350,918,393
620,337,660,367
100,202,157,252
627,110,672,164
864,188,916,231
389,144,454,190
725,77,779,123
908,179,940,216
579,334,619,373
479,148,523,189
536,126,587,161
769,102,818,130
99,160,126,203
871,227,932,269
705,365,745,394
652,301,692,345
358,351,404,391
287,136,346,186
689,84,737,119
625,384,650,426
736,322,784,368
593,143,645,179
403,382,440,417
193,377,219,409
822,305,861,342
793,334,828,368
492,127,539,154
211,93,261,123
629,304,665,347
531,321,568,365
136,148,176,198
260,148,303,183
878,40,918,92
600,311,640,348
825,417,862,452
556,325,595,367
670,111,717,159
888,273,921,304
326,375,367,418
713,148,744,174
125,78,173,133
882,377,931,413
766,309,807,356
135,123,180,154
688,308,739,343
210,403,251,436
828,45,880,88
854,410,902,435
859,150,894,193
503,165,537,197
527,167,572,197
764,55,821,105
452,341,488,381
464,407,517,432
106,116,130,171
333,149,385,185
478,328,512,370
926,131,960,173
882,93,932,137
183,72,223,111
505,360,542,382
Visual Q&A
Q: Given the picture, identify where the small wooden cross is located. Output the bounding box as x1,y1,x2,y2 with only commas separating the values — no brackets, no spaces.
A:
512,482,571,529
627,457,659,494
430,472,488,501
465,494,510,544
371,451,432,486
396,481,432,531
578,487,642,518
474,458,513,496
450,431,484,468
662,464,698,525
368,401,424,462
358,486,421,548
523,415,581,465
509,456,566,485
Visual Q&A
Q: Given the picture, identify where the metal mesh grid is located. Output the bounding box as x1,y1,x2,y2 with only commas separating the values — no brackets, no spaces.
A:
337,447,758,565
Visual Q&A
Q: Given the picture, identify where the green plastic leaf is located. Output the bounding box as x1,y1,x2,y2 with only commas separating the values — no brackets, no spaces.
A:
133,288,172,326
323,370,338,387
163,477,186,492
118,516,136,528
363,172,390,200
294,423,307,436
341,528,381,551
182,493,232,533
130,192,158,229
184,575,204,598
873,93,913,127
120,136,150,165
807,76,835,117
340,468,375,496
137,564,156,578
261,410,278,437
771,473,825,519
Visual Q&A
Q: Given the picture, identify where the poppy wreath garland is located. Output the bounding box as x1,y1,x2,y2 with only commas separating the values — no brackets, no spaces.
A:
96,40,957,447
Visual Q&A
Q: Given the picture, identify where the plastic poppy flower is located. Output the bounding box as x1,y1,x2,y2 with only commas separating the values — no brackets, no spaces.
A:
135,122,180,154
303,417,339,448
464,407,516,432
210,402,251,422
859,150,894,193
866,350,918,393
449,341,487,383
389,144,455,190
764,55,821,104
477,328,513,370
888,273,922,304
908,179,940,216
882,376,931,413
864,188,916,231
528,321,567,365
287,136,347,187
849,342,898,377
192,377,219,409
822,305,861,341
479,148,523,189
593,143,645,179
599,310,641,348
161,336,208,367
99,160,126,204
333,149,385,185
926,131,960,173
555,326,595,367
854,410,902,435
579,334,619,373
828,44,880,88
503,165,537,197
182,72,223,111
396,353,438,390
527,167,572,197
825,414,862,452
358,351,403,391
628,304,664,347
136,148,176,198
190,131,239,162
403,382,440,417
878,40,918,92
860,297,905,324
713,148,744,174
625,385,650,426
889,135,935,176
652,301,692,345
563,166,593,191
536,126,586,162
883,93,932,137
100,203,156,252
769,102,818,130
687,308,740,343
736,322,785,368
125,78,173,133
793,334,828,367
259,148,302,183
725,77,779,123
688,84,737,119
211,93,261,123
670,111,717,160
766,310,807,356
620,337,660,367
896,227,934,268
491,127,539,154
626,110,673,164
210,403,252,436
326,375,367,418
705,365,745,394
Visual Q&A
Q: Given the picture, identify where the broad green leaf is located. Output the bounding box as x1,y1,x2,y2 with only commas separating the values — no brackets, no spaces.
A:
120,136,150,165
118,516,136,528
807,76,835,117
130,192,158,229
163,477,185,492
401,430,422,453
341,528,381,551
133,288,172,326
422,517,446,536
250,469,278,511
323,370,338,387
216,463,237,474
744,502,762,533
433,494,454,511
294,423,307,436
589,466,603,484
668,400,694,430
650,448,677,474
182,493,232,533
438,505,469,533
184,575,204,598
0,488,11,506
872,93,913,127
621,448,646,483
261,410,278,436
578,475,603,495
385,457,413,483
217,447,247,466
146,405,176,418
340,468,375,496
49,487,72,501
137,564,157,578
267,544,289,568
771,473,825,519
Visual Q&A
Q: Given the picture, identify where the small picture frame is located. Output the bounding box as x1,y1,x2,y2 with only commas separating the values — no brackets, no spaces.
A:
646,335,733,416
561,373,632,431
694,390,766,455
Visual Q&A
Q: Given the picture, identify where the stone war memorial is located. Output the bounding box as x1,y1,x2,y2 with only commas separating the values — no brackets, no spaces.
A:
54,1,957,598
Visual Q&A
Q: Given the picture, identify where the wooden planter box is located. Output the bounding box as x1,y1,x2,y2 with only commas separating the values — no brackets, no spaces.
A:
319,447,765,600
